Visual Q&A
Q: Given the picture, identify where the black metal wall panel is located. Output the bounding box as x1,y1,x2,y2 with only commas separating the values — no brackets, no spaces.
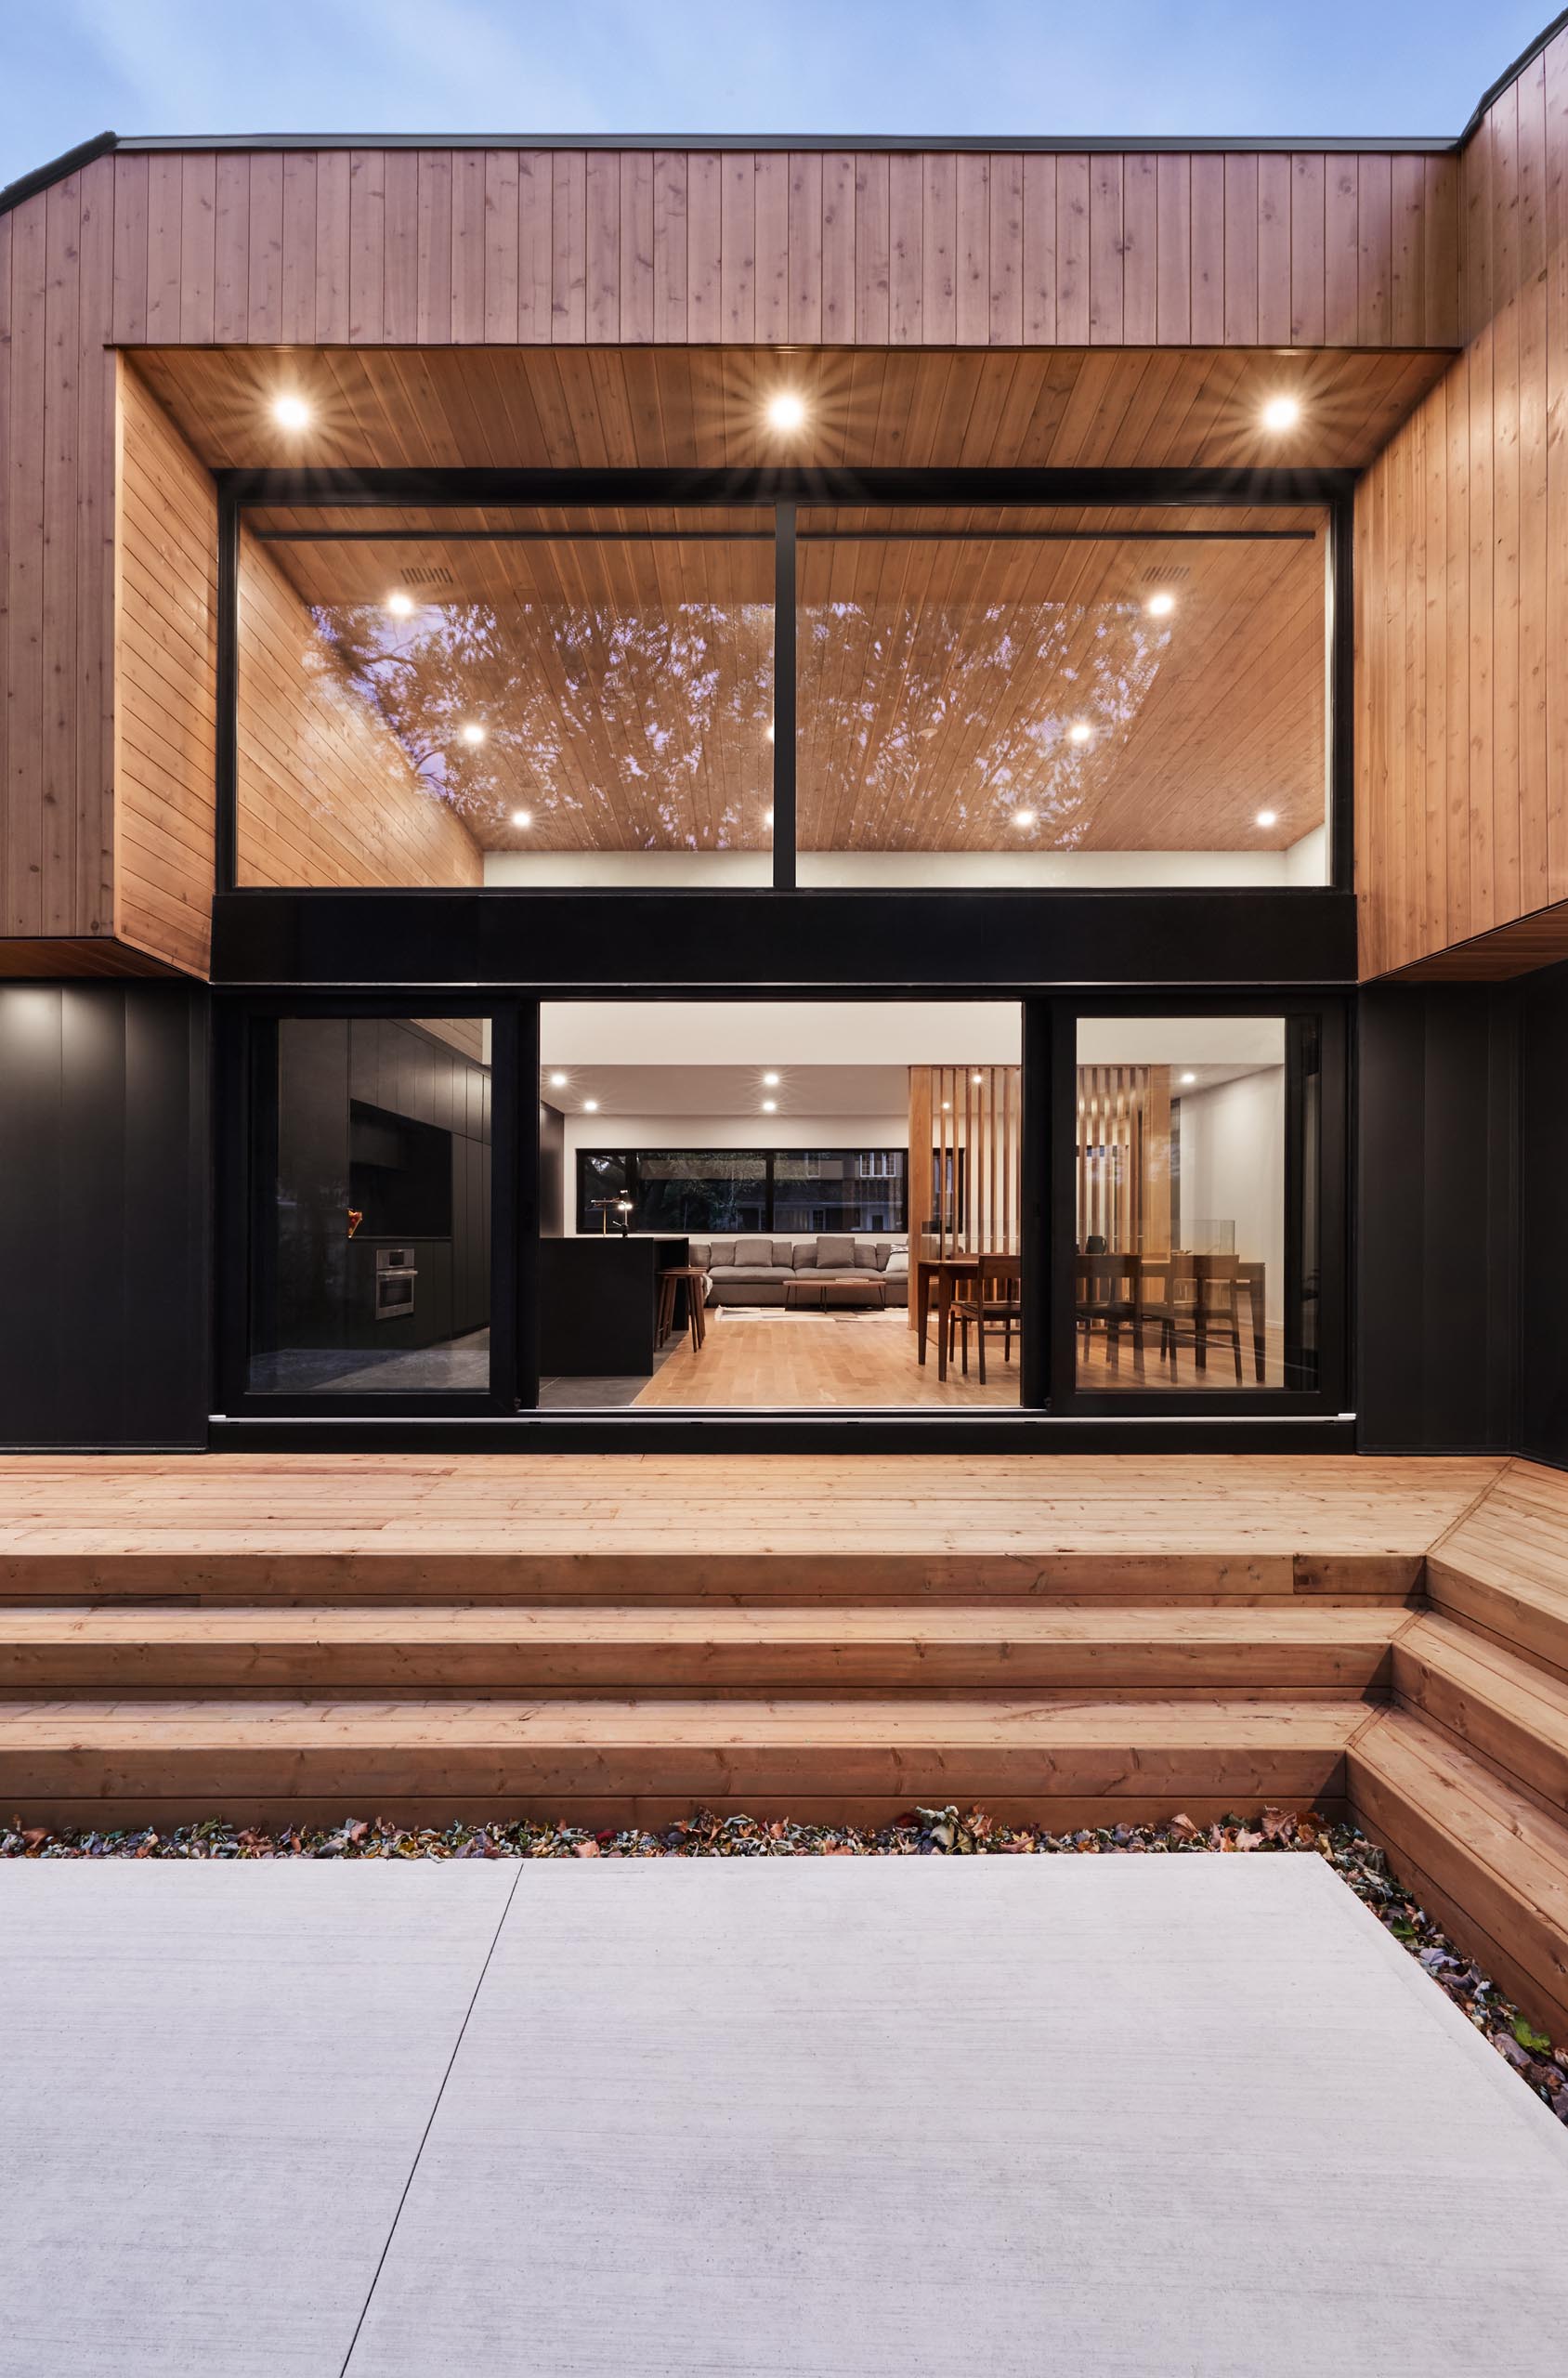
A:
1521,960,1568,1471
1355,983,1520,1453
0,983,210,1449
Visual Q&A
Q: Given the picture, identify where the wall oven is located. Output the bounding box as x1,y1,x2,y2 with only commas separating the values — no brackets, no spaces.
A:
373,1248,417,1323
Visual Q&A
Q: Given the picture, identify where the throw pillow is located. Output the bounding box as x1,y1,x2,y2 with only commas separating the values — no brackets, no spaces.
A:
854,1242,882,1271
791,1242,818,1268
733,1235,776,1267
706,1240,737,1269
815,1233,856,1268
883,1249,910,1274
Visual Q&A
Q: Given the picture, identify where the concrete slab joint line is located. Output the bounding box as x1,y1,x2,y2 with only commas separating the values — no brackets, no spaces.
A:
7,1856,1568,2375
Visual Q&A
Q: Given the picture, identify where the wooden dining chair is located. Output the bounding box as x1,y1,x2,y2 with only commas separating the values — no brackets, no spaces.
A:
948,1254,1023,1384
1075,1252,1141,1374
1152,1253,1244,1382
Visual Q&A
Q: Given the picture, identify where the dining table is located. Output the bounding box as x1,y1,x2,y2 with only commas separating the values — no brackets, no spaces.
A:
913,1250,983,1384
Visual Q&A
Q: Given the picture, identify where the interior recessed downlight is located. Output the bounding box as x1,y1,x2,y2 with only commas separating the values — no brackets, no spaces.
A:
460,722,488,747
1255,808,1278,828
1145,590,1176,618
972,1073,984,1084
1012,808,1037,828
271,393,311,429
548,1072,568,1088
766,391,807,432
1180,1071,1197,1085
762,1098,778,1114
1261,394,1301,431
582,1099,599,1113
763,1072,780,1087
511,809,532,828
385,591,414,618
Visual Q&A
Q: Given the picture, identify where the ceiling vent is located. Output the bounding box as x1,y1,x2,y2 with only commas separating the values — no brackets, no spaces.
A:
401,564,454,589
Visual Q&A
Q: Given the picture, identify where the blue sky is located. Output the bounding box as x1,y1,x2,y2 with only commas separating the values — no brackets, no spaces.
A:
1,0,1554,190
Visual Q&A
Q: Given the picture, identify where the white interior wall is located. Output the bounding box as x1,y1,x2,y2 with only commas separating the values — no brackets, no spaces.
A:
490,830,1326,891
1175,1069,1286,1324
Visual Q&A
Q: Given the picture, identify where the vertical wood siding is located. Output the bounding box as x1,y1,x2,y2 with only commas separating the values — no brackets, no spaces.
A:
0,139,1464,971
1355,27,1568,977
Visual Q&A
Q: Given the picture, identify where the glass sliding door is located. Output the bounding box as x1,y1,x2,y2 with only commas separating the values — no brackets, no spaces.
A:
243,1013,498,1399
1054,1005,1343,1406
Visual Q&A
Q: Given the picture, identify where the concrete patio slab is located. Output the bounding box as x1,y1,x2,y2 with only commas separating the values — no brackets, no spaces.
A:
348,1854,1568,2378
0,1861,516,2378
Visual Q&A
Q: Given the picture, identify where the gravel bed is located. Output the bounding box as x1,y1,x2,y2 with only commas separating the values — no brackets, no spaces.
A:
5,1802,1564,2127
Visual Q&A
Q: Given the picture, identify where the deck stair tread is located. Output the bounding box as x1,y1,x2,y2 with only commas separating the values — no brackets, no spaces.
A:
0,1603,1407,1692
1348,1707,1568,2040
1425,1458,1568,1678
1392,1612,1568,1815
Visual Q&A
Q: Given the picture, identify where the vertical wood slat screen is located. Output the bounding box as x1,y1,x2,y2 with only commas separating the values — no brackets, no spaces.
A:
1076,1065,1174,1253
907,1065,1023,1297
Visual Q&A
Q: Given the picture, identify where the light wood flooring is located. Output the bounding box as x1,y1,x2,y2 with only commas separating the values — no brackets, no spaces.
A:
634,1310,1020,1409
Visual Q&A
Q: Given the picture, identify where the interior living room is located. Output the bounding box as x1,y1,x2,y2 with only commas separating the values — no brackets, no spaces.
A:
536,1000,1024,1409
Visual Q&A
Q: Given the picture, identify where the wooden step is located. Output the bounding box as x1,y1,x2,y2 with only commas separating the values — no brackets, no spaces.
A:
1347,1709,1568,2045
0,1605,1407,1694
1392,1613,1568,1820
1424,1457,1568,1682
0,1693,1367,1831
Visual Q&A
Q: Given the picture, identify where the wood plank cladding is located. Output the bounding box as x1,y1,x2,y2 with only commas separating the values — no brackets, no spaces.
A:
1354,23,1568,980
95,144,1462,353
236,531,482,896
115,359,218,973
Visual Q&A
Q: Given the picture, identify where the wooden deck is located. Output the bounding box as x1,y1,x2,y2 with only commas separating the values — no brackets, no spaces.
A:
5,1450,1568,2045
0,1453,1503,1597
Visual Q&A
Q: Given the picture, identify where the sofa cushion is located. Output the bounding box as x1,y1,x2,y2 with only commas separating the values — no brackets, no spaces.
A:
772,1238,795,1265
733,1235,776,1267
815,1233,856,1268
707,1239,736,1269
725,1264,791,1281
884,1249,909,1275
687,1241,712,1270
791,1242,818,1269
856,1241,892,1271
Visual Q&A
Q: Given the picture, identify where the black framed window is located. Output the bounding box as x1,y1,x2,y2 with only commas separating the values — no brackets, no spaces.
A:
576,1147,908,1235
215,468,1355,902
216,997,532,1418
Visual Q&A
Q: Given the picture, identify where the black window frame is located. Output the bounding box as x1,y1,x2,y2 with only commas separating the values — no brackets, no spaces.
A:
213,464,1355,902
574,1145,910,1236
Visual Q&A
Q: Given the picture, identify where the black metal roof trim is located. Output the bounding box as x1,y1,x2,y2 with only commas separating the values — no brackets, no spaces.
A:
1457,5,1568,141
0,129,116,216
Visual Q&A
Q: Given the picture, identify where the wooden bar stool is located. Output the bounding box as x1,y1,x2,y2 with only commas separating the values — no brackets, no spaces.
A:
659,1265,708,1352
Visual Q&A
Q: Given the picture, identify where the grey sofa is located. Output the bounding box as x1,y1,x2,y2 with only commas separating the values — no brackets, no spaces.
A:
687,1233,909,1308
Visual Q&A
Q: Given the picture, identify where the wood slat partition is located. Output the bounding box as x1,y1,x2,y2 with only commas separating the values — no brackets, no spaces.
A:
1354,22,1568,979
908,1062,1022,1324
1078,1065,1173,1253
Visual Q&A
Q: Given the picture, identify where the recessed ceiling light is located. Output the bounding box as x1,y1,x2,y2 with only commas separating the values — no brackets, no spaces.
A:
1180,1071,1197,1085
1255,808,1278,828
762,1098,778,1113
1145,591,1176,618
271,394,311,429
1067,721,1093,747
548,1071,568,1087
511,808,532,828
582,1099,599,1113
385,591,414,618
763,1072,780,1087
971,1073,984,1084
1012,808,1037,829
764,723,775,743
941,1101,952,1112
1261,394,1300,431
764,807,774,828
766,391,806,432
460,722,487,747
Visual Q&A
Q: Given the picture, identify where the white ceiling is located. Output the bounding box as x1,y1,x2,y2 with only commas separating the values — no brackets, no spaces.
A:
541,1063,908,1120
540,1000,1023,1068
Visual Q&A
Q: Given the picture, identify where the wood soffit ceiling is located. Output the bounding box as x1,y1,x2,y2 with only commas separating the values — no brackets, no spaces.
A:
132,342,1449,475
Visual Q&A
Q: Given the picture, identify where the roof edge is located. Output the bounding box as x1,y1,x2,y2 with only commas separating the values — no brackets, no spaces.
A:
4,11,1565,222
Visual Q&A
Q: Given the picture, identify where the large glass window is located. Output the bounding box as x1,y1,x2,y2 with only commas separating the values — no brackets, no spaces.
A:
247,1015,492,1394
1072,1016,1320,1394
228,487,1338,895
796,504,1328,887
235,506,773,890
575,1148,907,1235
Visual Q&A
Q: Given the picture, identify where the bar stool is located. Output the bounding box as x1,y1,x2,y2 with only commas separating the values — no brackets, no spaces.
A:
659,1265,708,1352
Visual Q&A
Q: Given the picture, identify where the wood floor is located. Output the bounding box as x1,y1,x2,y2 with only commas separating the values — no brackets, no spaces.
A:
6,1449,1568,2045
634,1311,1021,1407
